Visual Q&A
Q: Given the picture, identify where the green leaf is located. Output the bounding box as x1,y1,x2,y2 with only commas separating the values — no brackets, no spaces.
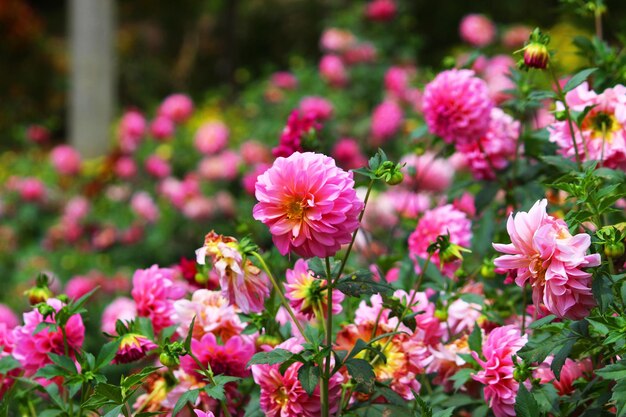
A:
592,272,615,313
95,340,120,370
49,353,78,373
468,325,482,354
449,368,474,391
596,360,626,380
515,384,541,417
0,355,20,374
518,334,561,364
433,407,455,417
345,358,375,393
103,405,124,417
34,364,70,380
550,338,576,380
204,375,241,401
95,383,124,404
612,378,626,417
172,389,200,416
529,315,557,329
297,363,320,396
184,315,196,352
376,385,405,405
563,68,598,93
335,270,393,298
121,366,162,389
39,411,63,417
247,348,293,367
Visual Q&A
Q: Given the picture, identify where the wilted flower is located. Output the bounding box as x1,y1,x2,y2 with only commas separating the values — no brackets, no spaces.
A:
113,333,157,364
253,152,364,258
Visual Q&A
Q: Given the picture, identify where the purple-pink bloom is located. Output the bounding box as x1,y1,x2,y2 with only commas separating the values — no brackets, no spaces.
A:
253,152,364,258
493,199,601,319
423,69,493,146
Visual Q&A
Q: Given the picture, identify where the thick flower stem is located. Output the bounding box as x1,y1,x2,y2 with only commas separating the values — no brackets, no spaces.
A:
549,66,583,169
251,252,312,345
321,257,334,417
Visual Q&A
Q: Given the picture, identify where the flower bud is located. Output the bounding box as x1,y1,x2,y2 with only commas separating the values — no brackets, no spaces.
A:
523,43,549,69
159,351,180,367
605,242,625,258
26,286,53,305
255,334,282,349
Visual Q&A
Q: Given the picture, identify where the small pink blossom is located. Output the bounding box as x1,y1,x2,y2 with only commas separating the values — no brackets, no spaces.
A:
145,155,171,178
370,100,404,143
19,177,46,202
158,94,194,124
114,156,138,178
493,199,601,319
182,332,254,379
50,145,81,175
198,151,240,181
240,140,271,164
365,0,397,22
194,121,229,155
131,265,186,334
150,116,175,140
332,138,368,170
401,152,454,192
253,152,364,258
472,325,527,417
408,204,472,277
319,55,348,87
459,14,496,47
320,28,356,53
131,191,160,223
343,42,377,65
101,297,137,335
534,356,592,396
423,69,493,146
299,96,334,121
502,25,532,49
119,110,146,153
270,72,298,90
65,275,100,300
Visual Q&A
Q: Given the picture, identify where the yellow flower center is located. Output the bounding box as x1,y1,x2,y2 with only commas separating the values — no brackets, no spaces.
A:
276,386,289,406
285,199,306,220
582,111,622,143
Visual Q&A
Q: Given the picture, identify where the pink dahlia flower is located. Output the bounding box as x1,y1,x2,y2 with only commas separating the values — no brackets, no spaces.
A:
194,410,215,417
242,163,271,196
320,28,356,53
65,275,100,300
50,145,81,175
114,156,137,178
484,55,516,104
423,69,493,146
118,110,146,153
253,152,364,258
332,138,368,170
131,191,160,223
19,177,46,202
472,325,527,417
182,332,254,379
319,54,348,87
101,297,137,335
384,66,414,101
534,356,592,396
0,304,19,328
173,289,245,341
194,121,229,155
158,94,194,124
252,338,343,417
271,71,298,90
145,155,171,178
493,199,601,319
459,14,496,47
272,110,321,158
113,333,157,364
241,140,271,164
198,150,240,181
150,115,175,140
502,25,532,49
285,259,344,319
299,96,334,121
457,107,520,180
196,232,270,314
131,265,186,334
408,204,472,277
549,82,626,170
365,0,397,22
401,152,453,192
370,100,404,143
12,298,85,377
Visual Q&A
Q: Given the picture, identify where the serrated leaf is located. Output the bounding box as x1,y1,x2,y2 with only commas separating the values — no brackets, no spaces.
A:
596,360,626,380
297,363,320,396
468,325,482,353
551,338,576,380
49,353,78,373
34,364,70,380
529,315,557,329
172,389,200,416
449,368,474,391
563,68,598,93
247,348,293,367
612,378,626,417
345,358,375,393
592,272,614,313
95,340,120,370
433,407,455,417
335,271,393,298
121,366,162,388
515,384,541,417
95,383,124,404
376,385,405,405
103,405,124,417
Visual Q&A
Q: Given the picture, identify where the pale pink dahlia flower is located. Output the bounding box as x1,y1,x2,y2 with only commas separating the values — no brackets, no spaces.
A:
12,298,85,377
252,337,343,417
285,259,344,319
549,82,626,170
457,107,520,180
194,121,229,155
459,14,496,47
101,296,137,335
253,152,364,258
493,199,601,319
423,69,493,146
408,204,472,277
131,265,186,334
196,232,270,314
472,325,527,417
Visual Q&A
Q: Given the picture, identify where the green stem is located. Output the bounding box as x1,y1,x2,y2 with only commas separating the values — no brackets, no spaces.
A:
521,284,528,335
549,66,583,169
251,252,311,344
188,352,233,417
322,257,334,417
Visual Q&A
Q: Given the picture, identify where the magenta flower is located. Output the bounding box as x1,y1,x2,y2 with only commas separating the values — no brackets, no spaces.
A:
118,110,146,153
457,107,520,180
549,82,626,170
493,199,601,319
158,94,194,124
272,110,321,158
408,204,472,277
299,96,334,121
50,145,81,175
319,54,348,87
194,121,229,155
534,356,592,396
181,333,254,379
194,410,215,417
131,191,160,223
150,115,175,140
423,69,493,146
285,259,344,319
252,338,343,417
370,100,404,143
472,325,527,417
113,333,157,364
459,14,496,47
131,265,186,334
12,298,85,377
365,0,397,22
253,152,364,258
